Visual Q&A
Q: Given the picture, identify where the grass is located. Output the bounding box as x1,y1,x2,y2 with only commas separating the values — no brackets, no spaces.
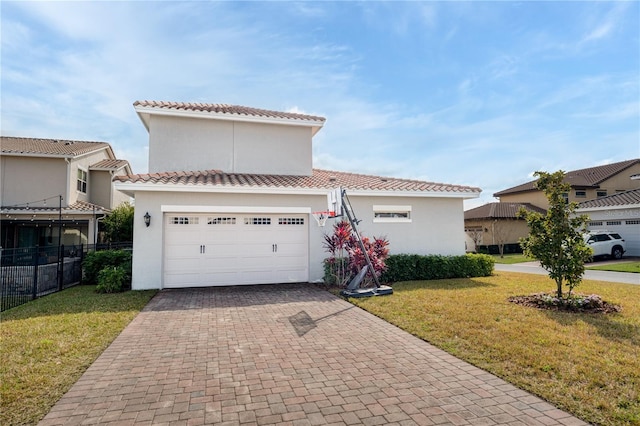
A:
0,285,157,426
587,261,640,274
348,272,640,426
490,253,533,264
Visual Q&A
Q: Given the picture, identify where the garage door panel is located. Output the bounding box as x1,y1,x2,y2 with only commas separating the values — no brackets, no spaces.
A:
165,257,200,271
164,213,308,287
164,272,201,288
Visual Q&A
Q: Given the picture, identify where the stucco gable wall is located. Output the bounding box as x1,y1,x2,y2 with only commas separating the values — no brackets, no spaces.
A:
69,149,112,205
597,163,640,193
0,156,67,207
147,115,313,175
497,192,548,209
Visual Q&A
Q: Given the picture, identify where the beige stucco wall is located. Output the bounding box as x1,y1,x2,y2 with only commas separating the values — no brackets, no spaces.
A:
0,156,67,207
69,149,112,205
89,171,112,208
464,218,530,252
129,190,466,290
147,115,313,175
497,192,548,209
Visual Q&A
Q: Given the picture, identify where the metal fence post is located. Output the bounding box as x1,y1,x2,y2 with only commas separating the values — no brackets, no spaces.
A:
32,246,39,300
58,244,64,291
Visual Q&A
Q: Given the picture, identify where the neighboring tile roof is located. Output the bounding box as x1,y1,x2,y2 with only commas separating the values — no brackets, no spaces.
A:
1,136,110,157
1,200,110,214
494,159,640,196
464,202,546,220
114,168,481,195
578,189,640,208
133,100,326,123
90,159,131,171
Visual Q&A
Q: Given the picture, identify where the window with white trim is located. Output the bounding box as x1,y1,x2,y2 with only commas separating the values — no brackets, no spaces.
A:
606,221,622,226
575,190,586,198
589,221,603,226
373,205,411,223
626,220,640,225
77,168,88,193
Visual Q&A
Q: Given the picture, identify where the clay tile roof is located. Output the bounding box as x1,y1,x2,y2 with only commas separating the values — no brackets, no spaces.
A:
494,159,640,197
114,168,481,195
1,200,109,214
464,202,546,220
90,159,130,171
578,189,640,208
66,200,110,213
1,136,110,157
133,100,326,123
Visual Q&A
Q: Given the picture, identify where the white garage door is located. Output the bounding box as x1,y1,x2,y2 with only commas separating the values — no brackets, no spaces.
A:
588,219,640,257
164,213,309,288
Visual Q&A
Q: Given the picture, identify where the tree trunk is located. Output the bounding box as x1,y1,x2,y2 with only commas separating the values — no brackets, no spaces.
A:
555,278,563,299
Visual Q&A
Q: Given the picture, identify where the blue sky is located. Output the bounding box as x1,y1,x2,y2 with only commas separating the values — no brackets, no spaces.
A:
2,1,638,209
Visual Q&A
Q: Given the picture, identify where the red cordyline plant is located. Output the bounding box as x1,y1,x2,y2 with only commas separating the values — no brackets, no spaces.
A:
323,220,389,287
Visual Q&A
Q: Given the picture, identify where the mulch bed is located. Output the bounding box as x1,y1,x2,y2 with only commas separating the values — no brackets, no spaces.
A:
509,293,622,314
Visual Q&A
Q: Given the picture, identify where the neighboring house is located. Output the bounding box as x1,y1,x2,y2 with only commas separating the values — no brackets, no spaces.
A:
1,137,132,249
577,189,640,257
115,101,481,290
494,159,640,209
464,202,546,253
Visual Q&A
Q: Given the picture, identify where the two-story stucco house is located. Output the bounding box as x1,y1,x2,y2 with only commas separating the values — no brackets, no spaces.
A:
1,137,132,249
465,159,640,253
115,101,481,290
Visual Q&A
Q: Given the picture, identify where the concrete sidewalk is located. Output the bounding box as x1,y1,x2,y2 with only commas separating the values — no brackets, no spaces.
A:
495,260,639,285
40,285,587,425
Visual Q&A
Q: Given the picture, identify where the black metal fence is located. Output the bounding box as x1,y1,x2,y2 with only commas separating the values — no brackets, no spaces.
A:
0,242,132,312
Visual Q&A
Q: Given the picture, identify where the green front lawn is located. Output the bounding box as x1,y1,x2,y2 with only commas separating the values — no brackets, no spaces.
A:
348,272,640,426
587,261,640,273
490,253,534,264
0,286,157,426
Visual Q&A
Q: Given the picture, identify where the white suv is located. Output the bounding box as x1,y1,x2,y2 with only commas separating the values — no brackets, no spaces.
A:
584,231,626,260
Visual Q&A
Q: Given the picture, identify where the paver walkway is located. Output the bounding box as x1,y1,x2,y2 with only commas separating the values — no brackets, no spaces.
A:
40,284,587,425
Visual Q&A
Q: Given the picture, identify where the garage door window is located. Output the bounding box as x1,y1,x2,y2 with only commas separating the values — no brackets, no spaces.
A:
170,216,199,225
244,217,271,225
279,218,305,225
208,217,236,225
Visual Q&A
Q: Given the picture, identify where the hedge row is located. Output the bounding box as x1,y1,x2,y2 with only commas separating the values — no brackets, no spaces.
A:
82,249,132,293
379,253,494,283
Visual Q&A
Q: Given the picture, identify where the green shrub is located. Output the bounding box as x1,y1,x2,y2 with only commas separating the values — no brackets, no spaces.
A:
96,266,127,293
380,253,494,283
82,250,132,286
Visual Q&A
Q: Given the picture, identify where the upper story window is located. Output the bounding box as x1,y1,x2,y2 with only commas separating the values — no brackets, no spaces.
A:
596,190,607,198
575,190,586,198
373,205,412,223
77,168,88,193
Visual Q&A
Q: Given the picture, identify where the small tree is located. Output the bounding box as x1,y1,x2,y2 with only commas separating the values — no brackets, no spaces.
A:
103,202,134,243
517,171,592,298
466,226,483,252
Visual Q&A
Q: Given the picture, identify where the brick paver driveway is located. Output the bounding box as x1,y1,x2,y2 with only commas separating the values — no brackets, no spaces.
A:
40,284,586,425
